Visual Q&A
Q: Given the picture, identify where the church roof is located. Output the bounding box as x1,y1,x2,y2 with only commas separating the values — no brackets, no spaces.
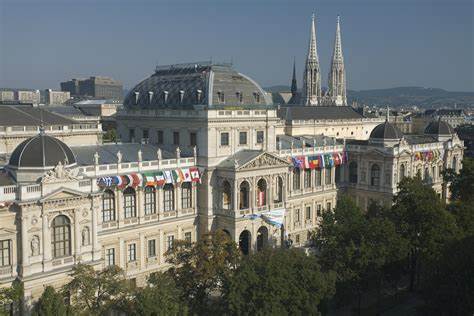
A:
278,106,364,121
124,62,272,109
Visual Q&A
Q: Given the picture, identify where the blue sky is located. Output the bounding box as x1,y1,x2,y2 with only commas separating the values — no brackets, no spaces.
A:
0,0,472,91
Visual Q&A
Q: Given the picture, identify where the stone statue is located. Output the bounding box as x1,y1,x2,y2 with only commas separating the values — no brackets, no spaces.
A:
31,235,40,256
117,151,122,163
138,149,142,162
157,148,162,160
94,151,100,165
82,227,90,246
176,147,181,159
193,146,197,158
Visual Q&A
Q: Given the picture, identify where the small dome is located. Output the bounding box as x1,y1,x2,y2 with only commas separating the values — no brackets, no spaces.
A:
424,120,454,136
9,134,76,168
369,121,404,140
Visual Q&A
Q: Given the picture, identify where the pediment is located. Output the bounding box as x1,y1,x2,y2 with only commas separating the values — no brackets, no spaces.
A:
40,187,86,203
237,152,290,171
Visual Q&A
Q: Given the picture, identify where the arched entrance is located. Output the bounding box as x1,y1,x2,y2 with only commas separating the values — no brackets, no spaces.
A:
256,226,269,251
239,230,251,255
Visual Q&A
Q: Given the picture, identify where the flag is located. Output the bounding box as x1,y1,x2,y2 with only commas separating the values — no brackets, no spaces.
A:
130,173,142,188
190,167,201,183
97,177,112,187
172,169,183,183
318,155,325,168
112,175,122,187
308,156,320,169
143,173,155,186
118,175,130,189
292,156,304,169
155,171,165,186
324,154,334,168
164,170,174,184
181,168,192,182
333,153,342,166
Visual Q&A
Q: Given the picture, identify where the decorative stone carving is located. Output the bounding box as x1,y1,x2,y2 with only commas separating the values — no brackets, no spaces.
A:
31,216,38,225
41,162,79,183
239,153,289,170
31,235,40,256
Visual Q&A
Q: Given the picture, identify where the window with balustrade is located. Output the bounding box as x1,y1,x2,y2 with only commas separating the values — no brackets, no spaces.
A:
52,215,71,258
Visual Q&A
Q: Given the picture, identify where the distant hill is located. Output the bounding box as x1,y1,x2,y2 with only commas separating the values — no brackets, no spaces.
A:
264,86,474,108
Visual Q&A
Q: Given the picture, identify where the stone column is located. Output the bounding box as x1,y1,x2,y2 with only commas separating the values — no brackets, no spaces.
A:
137,188,143,220
91,198,100,261
116,188,123,225
176,184,181,214
233,180,238,214
159,230,165,264
118,238,125,269
74,212,81,258
139,233,145,269
42,210,51,263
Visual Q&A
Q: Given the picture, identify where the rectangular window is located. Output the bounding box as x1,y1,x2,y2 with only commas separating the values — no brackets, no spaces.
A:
325,168,332,185
157,130,164,144
306,206,311,220
124,193,136,218
295,209,300,222
164,186,174,211
142,129,149,143
326,202,332,211
304,169,312,188
0,240,11,266
167,235,175,251
128,243,136,262
173,132,180,145
239,131,247,145
148,239,156,258
185,232,192,244
106,248,115,266
293,169,301,191
190,132,197,147
181,184,192,209
317,204,322,217
315,169,322,187
256,131,264,144
221,132,229,146
144,189,156,215
129,129,135,142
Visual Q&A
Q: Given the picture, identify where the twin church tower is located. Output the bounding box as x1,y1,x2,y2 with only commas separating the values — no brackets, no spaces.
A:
291,14,347,106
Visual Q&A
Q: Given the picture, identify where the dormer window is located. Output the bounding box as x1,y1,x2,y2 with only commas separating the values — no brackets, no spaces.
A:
163,91,169,104
196,89,202,103
134,92,140,105
253,92,260,103
217,91,225,104
148,91,154,104
179,90,185,104
236,91,243,104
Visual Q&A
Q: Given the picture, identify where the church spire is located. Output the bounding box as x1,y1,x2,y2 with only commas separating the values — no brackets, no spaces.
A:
291,57,297,96
303,13,321,106
328,15,347,106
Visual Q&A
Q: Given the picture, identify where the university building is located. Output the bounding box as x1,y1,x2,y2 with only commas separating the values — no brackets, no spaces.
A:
0,15,464,311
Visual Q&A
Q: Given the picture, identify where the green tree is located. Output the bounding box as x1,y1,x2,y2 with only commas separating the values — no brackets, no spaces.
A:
447,201,474,237
420,235,474,315
165,231,240,314
223,248,336,316
443,157,474,203
389,176,458,291
63,264,129,315
103,128,118,143
314,196,406,313
0,279,23,316
33,286,68,316
124,272,188,316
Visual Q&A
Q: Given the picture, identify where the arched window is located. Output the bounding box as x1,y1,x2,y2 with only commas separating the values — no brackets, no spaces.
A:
181,182,192,209
123,187,137,218
370,164,380,186
102,189,115,222
163,184,174,212
257,179,267,207
274,176,283,203
292,168,301,191
222,181,232,210
239,181,250,210
52,215,71,258
144,186,156,215
399,164,406,182
349,161,358,184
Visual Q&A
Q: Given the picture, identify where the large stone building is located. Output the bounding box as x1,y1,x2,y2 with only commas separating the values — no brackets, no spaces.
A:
0,15,465,313
61,76,123,100
44,89,70,105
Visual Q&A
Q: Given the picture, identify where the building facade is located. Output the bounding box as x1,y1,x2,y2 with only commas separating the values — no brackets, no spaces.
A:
44,89,70,105
61,76,123,100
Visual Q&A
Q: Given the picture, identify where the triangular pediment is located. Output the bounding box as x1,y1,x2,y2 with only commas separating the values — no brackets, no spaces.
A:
40,187,86,203
237,152,290,171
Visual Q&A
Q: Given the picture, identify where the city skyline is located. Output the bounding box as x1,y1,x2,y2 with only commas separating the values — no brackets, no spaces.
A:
0,0,473,92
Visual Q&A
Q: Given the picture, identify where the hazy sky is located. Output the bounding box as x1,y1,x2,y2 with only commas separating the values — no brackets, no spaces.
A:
0,0,473,92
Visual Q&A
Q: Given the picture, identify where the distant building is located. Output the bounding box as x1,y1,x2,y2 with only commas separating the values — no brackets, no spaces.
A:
15,90,40,104
44,89,70,105
61,76,123,100
412,109,468,134
0,91,14,102
74,99,118,117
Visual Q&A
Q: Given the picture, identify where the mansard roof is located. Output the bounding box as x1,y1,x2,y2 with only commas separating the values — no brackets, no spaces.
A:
124,62,272,109
278,106,364,121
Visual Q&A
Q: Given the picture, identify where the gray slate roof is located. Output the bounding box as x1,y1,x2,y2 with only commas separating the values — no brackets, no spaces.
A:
278,106,365,121
0,106,76,126
369,121,404,140
277,134,339,150
424,120,454,136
